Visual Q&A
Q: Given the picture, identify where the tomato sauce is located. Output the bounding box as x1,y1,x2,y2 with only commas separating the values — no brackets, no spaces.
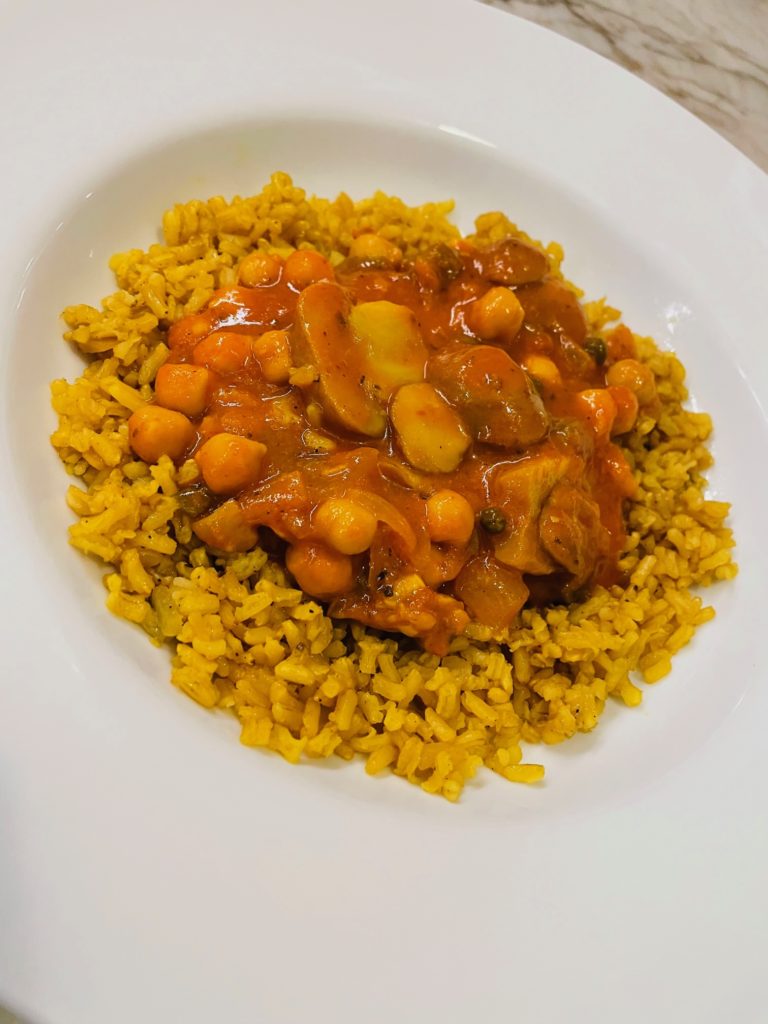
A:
130,237,646,653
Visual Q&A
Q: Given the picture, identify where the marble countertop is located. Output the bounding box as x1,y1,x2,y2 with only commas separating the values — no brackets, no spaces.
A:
484,0,768,172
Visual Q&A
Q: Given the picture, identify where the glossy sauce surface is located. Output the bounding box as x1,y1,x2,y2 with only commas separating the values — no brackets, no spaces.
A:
130,238,650,653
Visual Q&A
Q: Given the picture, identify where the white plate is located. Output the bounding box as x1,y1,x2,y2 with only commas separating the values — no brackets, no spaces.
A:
1,1,767,1021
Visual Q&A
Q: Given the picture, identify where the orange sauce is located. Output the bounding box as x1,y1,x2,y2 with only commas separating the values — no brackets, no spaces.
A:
137,237,641,653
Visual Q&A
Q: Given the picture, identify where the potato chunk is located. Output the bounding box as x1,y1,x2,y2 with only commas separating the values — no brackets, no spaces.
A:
390,382,471,473
348,300,427,395
293,286,430,440
293,282,387,437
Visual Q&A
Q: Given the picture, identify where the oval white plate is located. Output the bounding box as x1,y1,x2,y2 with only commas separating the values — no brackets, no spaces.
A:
1,2,766,1022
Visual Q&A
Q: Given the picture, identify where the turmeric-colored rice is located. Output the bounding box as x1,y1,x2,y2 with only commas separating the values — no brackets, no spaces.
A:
50,172,736,800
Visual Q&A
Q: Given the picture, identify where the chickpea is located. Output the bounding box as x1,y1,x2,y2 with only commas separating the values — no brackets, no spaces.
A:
604,324,637,362
412,257,441,291
128,405,195,463
154,363,211,417
285,539,355,598
284,249,333,290
606,358,656,405
602,446,638,499
238,250,282,288
168,312,211,352
467,286,524,341
197,412,223,441
192,331,250,375
194,432,267,494
574,388,617,443
313,497,378,555
522,354,562,389
608,385,639,435
251,329,293,385
349,234,403,265
426,490,475,546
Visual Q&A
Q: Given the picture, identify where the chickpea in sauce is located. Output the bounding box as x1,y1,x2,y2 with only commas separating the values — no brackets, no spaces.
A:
127,233,651,654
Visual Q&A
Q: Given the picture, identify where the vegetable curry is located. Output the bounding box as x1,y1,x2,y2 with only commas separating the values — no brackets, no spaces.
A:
128,233,658,654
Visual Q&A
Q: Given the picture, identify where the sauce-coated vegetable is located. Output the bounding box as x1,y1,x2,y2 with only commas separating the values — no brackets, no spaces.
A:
128,234,649,652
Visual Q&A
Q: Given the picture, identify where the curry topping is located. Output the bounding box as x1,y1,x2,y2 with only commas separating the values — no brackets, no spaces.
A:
128,236,656,653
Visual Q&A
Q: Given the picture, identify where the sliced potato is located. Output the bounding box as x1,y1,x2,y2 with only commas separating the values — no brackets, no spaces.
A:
349,301,427,396
390,382,471,474
293,282,386,437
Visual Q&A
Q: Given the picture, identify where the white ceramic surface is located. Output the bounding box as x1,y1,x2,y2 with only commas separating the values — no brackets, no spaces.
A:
486,0,768,172
1,2,766,1022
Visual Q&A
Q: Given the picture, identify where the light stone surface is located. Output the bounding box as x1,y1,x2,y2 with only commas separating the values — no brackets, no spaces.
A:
483,0,768,170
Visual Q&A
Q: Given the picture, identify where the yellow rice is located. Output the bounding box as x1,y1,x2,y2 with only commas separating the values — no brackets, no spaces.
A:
50,172,737,800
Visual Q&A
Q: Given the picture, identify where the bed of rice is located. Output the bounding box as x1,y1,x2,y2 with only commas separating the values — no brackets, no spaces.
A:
50,172,737,801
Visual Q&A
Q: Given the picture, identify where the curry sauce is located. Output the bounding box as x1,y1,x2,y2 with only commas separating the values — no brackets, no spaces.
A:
128,235,657,653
